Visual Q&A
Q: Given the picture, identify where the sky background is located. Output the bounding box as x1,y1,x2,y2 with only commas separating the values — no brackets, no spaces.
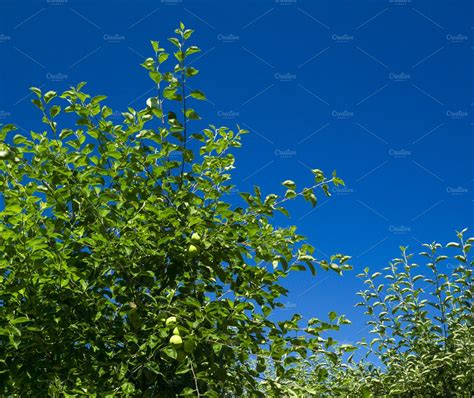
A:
0,0,472,348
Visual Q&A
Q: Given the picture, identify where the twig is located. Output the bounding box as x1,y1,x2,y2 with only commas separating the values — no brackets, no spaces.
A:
191,362,202,397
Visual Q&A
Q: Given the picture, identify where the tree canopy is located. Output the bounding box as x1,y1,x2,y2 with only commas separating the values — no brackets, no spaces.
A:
280,231,473,397
0,24,350,397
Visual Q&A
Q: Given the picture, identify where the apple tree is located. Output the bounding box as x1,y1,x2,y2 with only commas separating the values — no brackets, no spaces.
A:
296,230,473,397
0,24,350,396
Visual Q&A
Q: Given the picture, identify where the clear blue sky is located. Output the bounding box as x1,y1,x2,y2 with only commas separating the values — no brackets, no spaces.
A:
0,0,472,346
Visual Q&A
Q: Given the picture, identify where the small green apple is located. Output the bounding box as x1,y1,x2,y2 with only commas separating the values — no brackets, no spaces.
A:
191,232,201,242
172,327,180,336
165,316,177,328
188,244,199,254
169,335,183,347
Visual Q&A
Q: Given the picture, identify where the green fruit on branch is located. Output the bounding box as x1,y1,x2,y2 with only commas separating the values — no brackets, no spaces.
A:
191,232,201,242
169,335,183,347
188,244,199,254
165,316,177,328
172,327,180,336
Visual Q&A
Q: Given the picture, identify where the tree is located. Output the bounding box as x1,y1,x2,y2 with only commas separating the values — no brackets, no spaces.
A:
300,230,473,397
0,24,350,396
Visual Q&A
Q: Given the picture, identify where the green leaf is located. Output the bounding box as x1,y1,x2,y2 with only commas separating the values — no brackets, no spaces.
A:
174,50,184,62
186,67,199,77
60,129,74,139
163,87,178,100
189,90,206,100
11,317,29,324
91,95,107,104
44,90,57,103
183,29,194,40
1,124,17,134
149,71,162,84
13,134,27,145
322,184,331,197
31,98,44,110
141,57,155,71
102,106,113,118
151,40,160,53
282,180,296,189
168,37,180,48
185,46,201,57
312,168,324,183
185,109,200,120
303,188,317,207
158,52,169,64
50,105,61,118
29,86,42,97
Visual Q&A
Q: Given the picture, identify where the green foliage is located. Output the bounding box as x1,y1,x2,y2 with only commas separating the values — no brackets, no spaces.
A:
0,24,350,396
297,230,473,397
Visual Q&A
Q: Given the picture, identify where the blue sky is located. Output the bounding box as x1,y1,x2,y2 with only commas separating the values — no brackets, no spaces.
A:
0,0,472,346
